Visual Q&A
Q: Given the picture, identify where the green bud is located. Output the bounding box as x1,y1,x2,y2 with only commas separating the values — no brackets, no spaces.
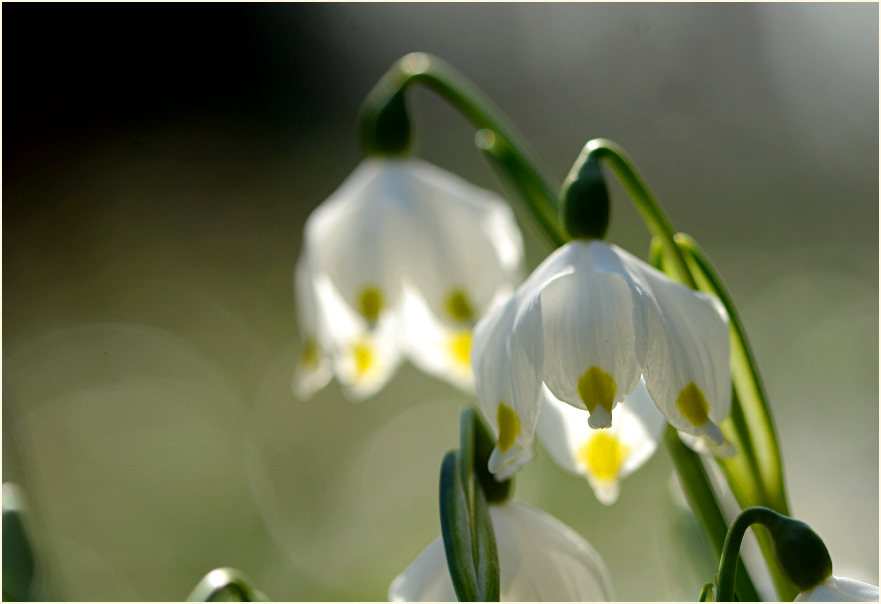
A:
560,151,610,240
763,512,833,592
359,90,411,156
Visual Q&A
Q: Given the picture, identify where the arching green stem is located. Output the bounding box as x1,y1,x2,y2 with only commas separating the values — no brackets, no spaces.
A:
359,52,565,245
716,507,772,601
582,138,695,287
716,507,831,602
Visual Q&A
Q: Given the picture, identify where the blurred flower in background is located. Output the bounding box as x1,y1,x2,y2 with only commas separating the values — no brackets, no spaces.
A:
294,157,523,399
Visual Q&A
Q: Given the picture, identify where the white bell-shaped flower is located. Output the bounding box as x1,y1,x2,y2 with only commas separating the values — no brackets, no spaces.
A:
295,157,524,399
388,500,614,601
795,576,879,602
536,379,665,504
473,239,730,479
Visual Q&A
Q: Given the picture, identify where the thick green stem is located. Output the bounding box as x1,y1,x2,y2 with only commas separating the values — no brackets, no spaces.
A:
359,52,565,244
664,427,759,601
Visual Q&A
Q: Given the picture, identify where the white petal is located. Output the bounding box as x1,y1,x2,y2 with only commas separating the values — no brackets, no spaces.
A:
492,501,615,601
536,380,664,504
605,243,731,443
387,536,456,602
388,502,614,602
400,287,474,392
539,242,642,422
304,158,412,313
472,290,544,480
796,576,880,602
397,158,524,323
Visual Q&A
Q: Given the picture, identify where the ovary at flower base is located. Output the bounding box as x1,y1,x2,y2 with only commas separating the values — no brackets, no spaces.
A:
293,157,524,400
472,239,731,481
388,500,614,602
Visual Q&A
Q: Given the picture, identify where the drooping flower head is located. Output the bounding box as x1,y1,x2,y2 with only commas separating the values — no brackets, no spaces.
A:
473,239,731,480
295,157,524,399
388,500,614,601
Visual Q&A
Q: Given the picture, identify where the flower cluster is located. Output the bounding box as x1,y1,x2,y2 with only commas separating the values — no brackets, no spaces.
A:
294,94,877,598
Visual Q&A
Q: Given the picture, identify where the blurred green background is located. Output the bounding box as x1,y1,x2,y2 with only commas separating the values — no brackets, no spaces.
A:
3,3,877,601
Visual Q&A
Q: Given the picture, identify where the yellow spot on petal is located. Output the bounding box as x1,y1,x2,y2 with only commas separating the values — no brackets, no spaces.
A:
448,330,472,367
300,336,319,368
676,382,710,427
579,431,629,482
352,341,374,377
358,286,383,322
578,366,617,416
444,289,475,323
496,402,520,453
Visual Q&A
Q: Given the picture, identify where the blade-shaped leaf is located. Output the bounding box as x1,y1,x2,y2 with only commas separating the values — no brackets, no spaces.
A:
439,436,501,602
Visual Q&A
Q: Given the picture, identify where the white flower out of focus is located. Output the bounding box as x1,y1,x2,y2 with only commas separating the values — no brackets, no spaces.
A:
472,239,731,481
795,576,880,602
293,156,524,399
388,500,614,602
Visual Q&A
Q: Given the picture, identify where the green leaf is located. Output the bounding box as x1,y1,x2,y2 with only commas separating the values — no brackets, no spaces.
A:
439,443,501,602
439,451,479,601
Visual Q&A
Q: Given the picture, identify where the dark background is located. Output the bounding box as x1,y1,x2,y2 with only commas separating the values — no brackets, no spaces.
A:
4,4,878,600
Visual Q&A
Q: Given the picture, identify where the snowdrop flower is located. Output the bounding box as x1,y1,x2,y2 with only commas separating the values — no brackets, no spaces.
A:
388,500,614,601
294,157,523,399
473,239,730,479
536,379,665,504
795,576,879,602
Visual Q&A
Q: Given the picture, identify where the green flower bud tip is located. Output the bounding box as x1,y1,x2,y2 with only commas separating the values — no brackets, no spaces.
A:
560,152,610,240
764,513,833,592
360,90,412,156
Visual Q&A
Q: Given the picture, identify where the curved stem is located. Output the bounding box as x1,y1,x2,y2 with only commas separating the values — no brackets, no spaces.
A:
716,507,772,601
360,53,565,244
585,139,695,287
